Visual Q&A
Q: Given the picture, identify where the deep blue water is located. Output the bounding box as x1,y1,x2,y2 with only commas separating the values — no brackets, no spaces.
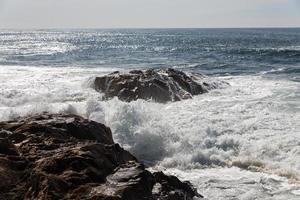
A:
0,28,300,79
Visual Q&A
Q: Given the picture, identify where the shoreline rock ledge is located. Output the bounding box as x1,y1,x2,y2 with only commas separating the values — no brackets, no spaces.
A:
0,113,203,200
94,68,228,103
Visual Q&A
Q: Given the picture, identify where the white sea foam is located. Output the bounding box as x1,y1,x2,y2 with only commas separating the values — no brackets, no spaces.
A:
253,46,300,52
154,167,300,200
0,65,299,199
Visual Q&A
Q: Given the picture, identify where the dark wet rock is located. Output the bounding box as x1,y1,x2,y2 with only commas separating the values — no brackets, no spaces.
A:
153,172,204,199
0,113,202,199
94,68,228,103
74,161,156,200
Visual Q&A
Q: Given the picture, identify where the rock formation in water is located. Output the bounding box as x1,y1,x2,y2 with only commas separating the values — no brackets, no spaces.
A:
0,113,202,200
94,68,228,103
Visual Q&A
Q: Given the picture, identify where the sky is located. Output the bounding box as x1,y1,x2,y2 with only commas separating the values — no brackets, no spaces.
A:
0,0,300,28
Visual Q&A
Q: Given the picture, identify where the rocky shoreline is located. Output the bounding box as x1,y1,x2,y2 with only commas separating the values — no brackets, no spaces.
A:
0,69,227,199
0,113,202,200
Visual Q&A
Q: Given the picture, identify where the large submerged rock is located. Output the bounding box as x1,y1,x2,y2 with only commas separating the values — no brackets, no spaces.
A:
94,68,228,103
0,113,202,199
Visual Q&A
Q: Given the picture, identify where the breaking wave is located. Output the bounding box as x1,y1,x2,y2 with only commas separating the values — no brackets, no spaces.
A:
0,65,300,198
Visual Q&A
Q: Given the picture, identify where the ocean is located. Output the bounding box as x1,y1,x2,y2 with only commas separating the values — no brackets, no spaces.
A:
0,29,299,199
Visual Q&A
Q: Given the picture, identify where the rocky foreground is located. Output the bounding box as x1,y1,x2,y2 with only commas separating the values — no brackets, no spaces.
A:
94,68,227,103
0,113,202,200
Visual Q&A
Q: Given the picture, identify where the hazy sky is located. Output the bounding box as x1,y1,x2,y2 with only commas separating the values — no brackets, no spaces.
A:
0,0,300,28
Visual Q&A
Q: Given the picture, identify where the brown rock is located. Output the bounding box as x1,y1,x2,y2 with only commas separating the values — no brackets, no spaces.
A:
94,68,228,103
0,113,202,199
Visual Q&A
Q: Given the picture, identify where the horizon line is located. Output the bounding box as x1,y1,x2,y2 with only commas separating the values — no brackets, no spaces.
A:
0,26,300,30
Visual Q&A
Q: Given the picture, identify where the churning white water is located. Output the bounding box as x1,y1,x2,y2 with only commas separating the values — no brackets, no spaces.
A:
0,65,299,199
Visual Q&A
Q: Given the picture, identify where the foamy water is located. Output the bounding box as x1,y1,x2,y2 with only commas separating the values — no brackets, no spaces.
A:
0,65,299,199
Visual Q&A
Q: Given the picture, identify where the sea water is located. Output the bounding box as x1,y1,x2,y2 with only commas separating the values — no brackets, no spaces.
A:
0,29,299,199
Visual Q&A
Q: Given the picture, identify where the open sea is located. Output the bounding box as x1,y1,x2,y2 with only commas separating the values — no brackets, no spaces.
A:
0,29,300,199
